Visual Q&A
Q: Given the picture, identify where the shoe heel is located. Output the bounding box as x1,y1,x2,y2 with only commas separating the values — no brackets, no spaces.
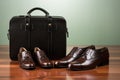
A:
98,59,109,66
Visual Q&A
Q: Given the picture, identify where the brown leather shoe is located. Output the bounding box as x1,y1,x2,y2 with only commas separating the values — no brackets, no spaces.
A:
54,45,95,68
68,47,109,71
18,47,35,70
34,47,53,68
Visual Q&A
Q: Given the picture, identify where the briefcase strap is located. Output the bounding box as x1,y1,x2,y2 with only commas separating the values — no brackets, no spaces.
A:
25,15,31,50
48,17,54,58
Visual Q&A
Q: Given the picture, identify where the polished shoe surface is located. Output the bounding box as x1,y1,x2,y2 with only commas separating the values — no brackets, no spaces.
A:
54,45,95,68
18,47,35,70
34,47,53,68
68,47,109,71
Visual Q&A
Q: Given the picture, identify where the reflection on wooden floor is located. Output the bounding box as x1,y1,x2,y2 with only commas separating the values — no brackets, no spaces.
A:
0,45,120,80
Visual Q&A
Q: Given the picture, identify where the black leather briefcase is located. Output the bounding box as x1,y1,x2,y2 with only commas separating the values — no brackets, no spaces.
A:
9,7,68,60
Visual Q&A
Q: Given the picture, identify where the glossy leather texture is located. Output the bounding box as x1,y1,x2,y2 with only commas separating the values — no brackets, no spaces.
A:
54,45,95,68
34,47,53,68
68,47,109,71
18,47,35,70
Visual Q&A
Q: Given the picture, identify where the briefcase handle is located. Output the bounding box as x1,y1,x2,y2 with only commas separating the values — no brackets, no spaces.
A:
27,7,49,17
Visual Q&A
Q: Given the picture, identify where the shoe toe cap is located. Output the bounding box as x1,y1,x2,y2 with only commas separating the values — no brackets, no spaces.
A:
54,61,59,65
42,62,53,68
68,63,73,69
54,61,68,68
21,63,35,69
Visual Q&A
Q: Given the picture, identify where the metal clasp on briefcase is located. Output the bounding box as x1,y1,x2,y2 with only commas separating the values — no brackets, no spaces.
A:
48,23,57,32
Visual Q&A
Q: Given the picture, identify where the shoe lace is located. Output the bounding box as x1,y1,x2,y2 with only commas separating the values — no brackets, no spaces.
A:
22,53,33,63
81,49,95,60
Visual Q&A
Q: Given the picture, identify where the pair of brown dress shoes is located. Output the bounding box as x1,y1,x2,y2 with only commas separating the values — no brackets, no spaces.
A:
54,45,109,71
18,47,53,70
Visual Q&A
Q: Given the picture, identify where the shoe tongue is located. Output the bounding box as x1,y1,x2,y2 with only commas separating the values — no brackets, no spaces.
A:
83,49,95,59
72,48,82,57
36,51,45,57
22,51,28,59
36,51,41,58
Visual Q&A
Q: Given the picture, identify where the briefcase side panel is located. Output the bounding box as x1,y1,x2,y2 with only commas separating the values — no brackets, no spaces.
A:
9,17,29,60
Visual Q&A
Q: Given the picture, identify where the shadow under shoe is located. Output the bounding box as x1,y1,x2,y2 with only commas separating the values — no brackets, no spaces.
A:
68,47,109,71
18,47,36,70
34,47,53,68
54,45,95,68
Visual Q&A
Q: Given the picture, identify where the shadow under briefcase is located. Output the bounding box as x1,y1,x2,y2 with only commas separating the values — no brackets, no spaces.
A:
9,7,69,60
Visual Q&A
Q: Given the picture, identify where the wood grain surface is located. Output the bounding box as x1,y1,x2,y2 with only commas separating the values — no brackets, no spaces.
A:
0,45,120,80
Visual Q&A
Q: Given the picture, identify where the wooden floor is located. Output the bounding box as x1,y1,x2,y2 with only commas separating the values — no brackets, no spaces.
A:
0,45,120,80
